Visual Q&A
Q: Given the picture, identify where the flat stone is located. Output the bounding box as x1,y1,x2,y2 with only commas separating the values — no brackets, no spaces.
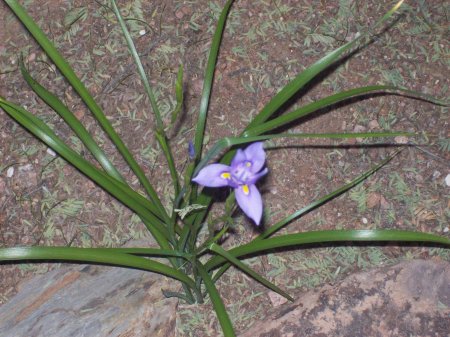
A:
0,263,178,337
240,259,450,337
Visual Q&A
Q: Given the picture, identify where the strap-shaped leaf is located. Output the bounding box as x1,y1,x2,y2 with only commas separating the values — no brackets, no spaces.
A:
179,0,235,252
258,150,399,239
110,0,180,201
87,247,192,259
4,0,168,221
192,0,235,161
244,85,449,137
193,131,411,176
245,1,405,130
196,263,236,337
209,243,293,301
0,247,195,287
19,59,125,183
205,229,450,271
109,0,162,128
0,99,171,246
171,64,184,125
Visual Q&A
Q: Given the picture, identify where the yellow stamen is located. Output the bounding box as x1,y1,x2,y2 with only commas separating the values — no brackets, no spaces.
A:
245,161,252,167
221,172,231,179
242,184,250,195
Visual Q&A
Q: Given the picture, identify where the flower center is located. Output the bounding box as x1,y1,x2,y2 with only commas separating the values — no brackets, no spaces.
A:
232,162,252,183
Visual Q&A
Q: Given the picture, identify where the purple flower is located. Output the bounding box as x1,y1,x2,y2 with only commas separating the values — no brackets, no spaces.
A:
192,142,268,225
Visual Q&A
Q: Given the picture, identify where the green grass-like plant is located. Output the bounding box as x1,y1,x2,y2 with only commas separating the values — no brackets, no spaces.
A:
1,1,449,335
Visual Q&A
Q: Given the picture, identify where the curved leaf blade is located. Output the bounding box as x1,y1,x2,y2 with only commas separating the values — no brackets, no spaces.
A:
180,0,235,253
110,0,181,203
171,64,184,125
209,243,293,302
205,229,450,271
192,0,234,161
244,85,449,137
0,247,195,287
19,59,125,183
196,263,236,337
194,131,410,176
0,99,171,245
245,1,406,129
257,150,400,240
4,0,168,220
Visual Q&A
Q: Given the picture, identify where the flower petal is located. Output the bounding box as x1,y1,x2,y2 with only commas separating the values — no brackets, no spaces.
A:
235,184,263,225
192,164,232,187
247,167,269,185
244,142,265,173
231,149,246,168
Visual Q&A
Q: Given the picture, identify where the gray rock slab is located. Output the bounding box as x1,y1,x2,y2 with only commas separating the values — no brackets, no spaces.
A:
240,259,450,337
0,263,177,337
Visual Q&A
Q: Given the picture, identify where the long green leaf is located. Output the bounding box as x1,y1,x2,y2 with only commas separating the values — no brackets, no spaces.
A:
1,97,192,297
192,0,234,161
109,0,162,128
0,99,160,221
0,99,171,246
179,0,235,254
194,131,410,176
205,229,450,271
4,0,168,221
92,247,192,258
110,0,180,202
244,85,448,137
19,59,125,183
209,243,293,302
245,1,405,130
171,64,184,124
196,263,236,337
258,150,399,240
0,247,195,287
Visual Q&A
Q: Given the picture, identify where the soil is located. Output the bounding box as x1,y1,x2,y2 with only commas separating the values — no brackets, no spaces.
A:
0,0,449,336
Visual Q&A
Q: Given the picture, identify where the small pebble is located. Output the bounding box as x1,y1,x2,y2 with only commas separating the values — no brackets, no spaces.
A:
368,120,380,130
394,136,408,144
353,125,366,133
6,166,14,178
27,53,36,62
443,227,449,233
432,171,441,179
362,217,368,224
268,291,288,307
46,148,57,157
445,174,450,187
139,29,146,36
